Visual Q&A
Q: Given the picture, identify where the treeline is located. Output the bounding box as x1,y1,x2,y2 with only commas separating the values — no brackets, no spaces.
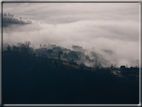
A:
3,42,139,104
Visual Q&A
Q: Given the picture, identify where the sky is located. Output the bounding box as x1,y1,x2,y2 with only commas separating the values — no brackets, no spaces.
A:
2,2,140,68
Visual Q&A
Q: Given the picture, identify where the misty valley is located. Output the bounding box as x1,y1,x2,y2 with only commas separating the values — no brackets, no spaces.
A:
3,41,139,104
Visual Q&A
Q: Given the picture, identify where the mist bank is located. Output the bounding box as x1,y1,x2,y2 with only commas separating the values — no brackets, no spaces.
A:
3,16,139,67
3,40,139,68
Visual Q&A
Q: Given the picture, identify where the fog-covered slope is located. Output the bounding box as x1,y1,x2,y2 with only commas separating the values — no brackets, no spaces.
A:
35,44,111,67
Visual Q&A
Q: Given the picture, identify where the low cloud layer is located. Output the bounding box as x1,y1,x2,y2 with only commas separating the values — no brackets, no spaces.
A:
3,3,140,67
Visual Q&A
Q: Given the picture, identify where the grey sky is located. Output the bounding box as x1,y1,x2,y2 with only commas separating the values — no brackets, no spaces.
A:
3,3,139,23
2,3,140,67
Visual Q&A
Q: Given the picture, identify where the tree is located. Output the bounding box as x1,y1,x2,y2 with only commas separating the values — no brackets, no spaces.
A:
17,41,33,55
93,58,102,71
25,41,31,48
7,45,11,52
12,46,19,53
111,64,114,70
58,51,63,60
79,63,85,70
64,52,67,58
47,49,53,55
71,53,79,60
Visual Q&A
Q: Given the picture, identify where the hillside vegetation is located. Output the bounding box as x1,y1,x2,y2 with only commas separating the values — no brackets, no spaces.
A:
3,42,139,104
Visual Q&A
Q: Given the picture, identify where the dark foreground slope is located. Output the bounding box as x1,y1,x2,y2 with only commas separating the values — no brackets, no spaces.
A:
3,46,139,104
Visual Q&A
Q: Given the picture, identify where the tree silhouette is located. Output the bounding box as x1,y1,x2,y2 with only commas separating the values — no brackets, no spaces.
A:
25,41,31,48
7,45,11,52
47,49,53,55
79,63,85,70
58,51,63,60
64,52,67,58
93,58,102,71
3,41,139,104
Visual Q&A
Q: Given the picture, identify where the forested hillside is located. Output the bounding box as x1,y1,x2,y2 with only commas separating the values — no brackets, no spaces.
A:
3,42,139,104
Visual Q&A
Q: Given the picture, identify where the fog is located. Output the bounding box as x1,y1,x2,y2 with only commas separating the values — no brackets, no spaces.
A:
2,3,140,67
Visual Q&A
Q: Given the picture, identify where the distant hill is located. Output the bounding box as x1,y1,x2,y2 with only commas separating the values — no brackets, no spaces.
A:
3,13,44,27
35,44,111,67
2,43,139,104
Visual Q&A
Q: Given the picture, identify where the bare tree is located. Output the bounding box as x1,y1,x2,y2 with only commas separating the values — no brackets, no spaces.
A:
25,41,31,49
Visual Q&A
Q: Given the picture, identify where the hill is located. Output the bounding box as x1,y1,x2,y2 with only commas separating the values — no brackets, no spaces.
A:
2,42,139,104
